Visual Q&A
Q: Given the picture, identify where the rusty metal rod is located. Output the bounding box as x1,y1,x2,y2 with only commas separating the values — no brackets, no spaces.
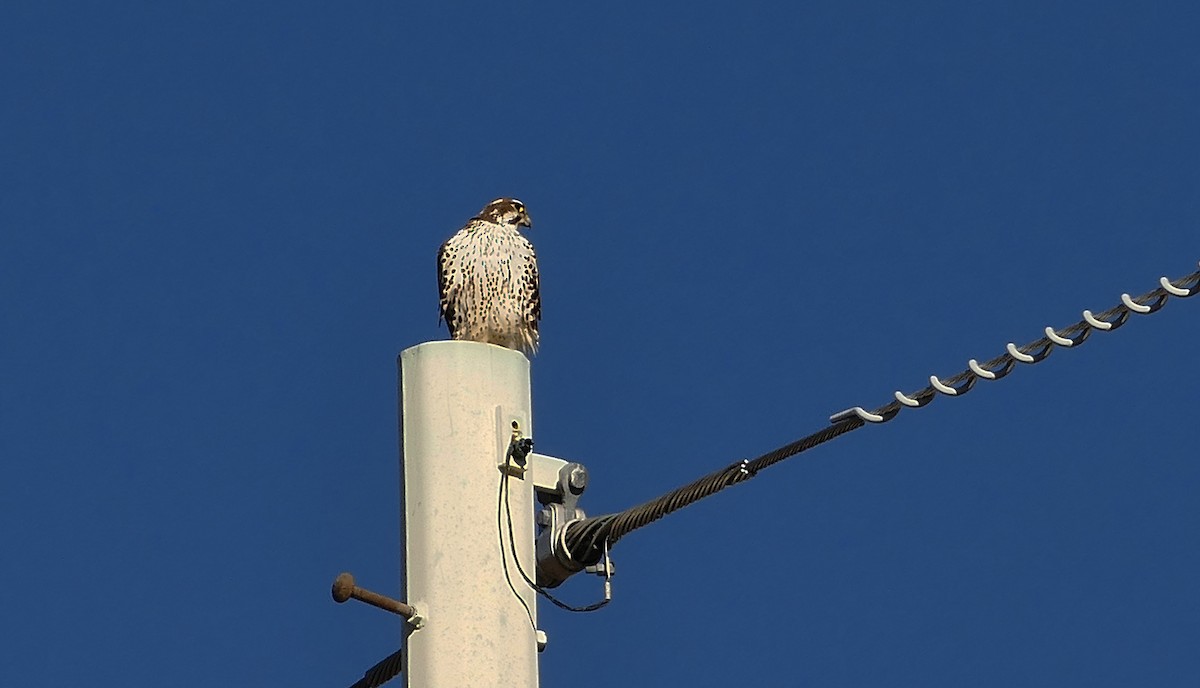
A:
331,572,416,619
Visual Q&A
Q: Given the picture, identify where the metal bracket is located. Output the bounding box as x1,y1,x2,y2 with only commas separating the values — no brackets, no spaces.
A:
531,453,588,513
530,452,614,589
500,412,533,476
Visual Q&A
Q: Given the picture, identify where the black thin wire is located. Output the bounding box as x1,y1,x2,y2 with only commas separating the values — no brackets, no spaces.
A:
501,456,610,613
563,266,1200,566
496,467,538,631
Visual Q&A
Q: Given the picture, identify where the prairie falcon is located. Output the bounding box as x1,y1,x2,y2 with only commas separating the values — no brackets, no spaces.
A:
437,198,541,354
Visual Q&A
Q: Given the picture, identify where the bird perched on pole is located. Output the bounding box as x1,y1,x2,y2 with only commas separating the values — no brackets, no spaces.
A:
437,198,541,354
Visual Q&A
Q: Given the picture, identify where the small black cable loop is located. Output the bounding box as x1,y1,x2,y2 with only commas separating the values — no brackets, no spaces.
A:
949,376,977,395
901,389,937,407
874,402,903,421
1138,292,1170,313
1101,309,1132,331
1064,326,1092,346
981,359,1016,380
1018,339,1056,364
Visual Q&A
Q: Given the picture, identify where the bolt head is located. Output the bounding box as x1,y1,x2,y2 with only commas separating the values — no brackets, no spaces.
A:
332,572,356,603
567,465,588,491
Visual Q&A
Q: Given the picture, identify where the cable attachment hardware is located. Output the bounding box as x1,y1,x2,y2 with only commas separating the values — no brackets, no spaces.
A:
582,539,615,602
968,359,997,380
503,420,535,476
1044,326,1075,347
1160,276,1191,296
929,375,958,395
735,458,757,480
529,452,613,594
1082,309,1114,330
830,406,886,423
1121,292,1153,313
1005,342,1036,363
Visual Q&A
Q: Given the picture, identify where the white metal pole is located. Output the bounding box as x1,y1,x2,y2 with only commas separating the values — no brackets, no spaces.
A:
398,341,540,688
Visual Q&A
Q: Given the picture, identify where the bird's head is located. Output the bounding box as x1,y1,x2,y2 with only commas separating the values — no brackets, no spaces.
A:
480,198,532,229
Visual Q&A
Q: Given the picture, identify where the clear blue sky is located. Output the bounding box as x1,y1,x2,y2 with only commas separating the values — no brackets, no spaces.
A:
3,3,1198,686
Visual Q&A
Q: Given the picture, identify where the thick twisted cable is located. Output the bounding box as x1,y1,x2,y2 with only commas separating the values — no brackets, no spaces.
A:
562,264,1200,566
565,418,864,565
347,648,404,688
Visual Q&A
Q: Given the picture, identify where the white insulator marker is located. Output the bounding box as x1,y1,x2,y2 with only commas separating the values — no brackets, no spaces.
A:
1044,326,1074,346
1160,276,1191,296
1121,292,1152,313
894,390,921,407
929,375,957,395
1006,342,1036,363
830,406,885,424
1082,309,1112,330
968,358,996,379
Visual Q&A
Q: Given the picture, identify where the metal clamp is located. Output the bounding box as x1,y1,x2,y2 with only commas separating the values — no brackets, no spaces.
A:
530,452,614,589
502,420,535,476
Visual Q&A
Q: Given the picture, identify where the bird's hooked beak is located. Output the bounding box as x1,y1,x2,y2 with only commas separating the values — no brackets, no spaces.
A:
519,211,532,228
